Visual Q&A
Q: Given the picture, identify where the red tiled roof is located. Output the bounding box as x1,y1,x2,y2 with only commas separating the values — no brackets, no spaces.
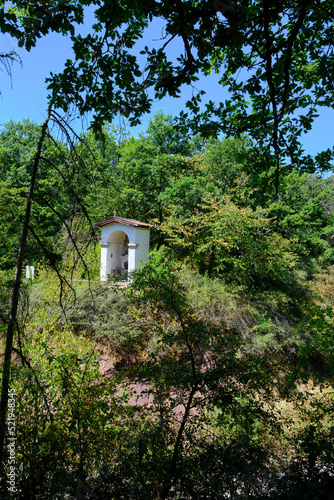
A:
93,216,151,228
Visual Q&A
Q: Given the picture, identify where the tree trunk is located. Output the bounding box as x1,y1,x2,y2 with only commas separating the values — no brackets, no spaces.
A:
0,110,51,464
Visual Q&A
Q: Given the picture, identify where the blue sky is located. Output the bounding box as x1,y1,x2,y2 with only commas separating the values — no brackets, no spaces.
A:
1,21,333,160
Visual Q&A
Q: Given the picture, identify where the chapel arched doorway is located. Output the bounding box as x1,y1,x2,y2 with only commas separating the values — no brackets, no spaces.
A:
107,229,129,278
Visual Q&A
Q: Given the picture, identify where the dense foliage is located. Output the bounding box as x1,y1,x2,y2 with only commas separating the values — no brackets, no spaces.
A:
0,114,334,498
1,1,334,496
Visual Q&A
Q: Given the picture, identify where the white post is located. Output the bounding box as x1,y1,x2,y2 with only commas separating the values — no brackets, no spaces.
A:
100,243,109,281
127,243,138,277
26,266,35,279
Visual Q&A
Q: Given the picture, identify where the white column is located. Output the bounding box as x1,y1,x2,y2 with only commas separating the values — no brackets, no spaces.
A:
100,243,110,281
127,243,138,276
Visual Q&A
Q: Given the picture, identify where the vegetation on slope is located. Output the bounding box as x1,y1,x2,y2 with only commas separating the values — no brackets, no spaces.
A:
0,114,334,498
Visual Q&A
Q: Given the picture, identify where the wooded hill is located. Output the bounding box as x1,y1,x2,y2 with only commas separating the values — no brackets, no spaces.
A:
1,113,334,498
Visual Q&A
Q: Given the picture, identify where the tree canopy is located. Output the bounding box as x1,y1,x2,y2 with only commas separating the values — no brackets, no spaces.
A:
1,1,334,190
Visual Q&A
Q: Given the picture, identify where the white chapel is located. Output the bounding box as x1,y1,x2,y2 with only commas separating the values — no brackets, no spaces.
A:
93,215,151,281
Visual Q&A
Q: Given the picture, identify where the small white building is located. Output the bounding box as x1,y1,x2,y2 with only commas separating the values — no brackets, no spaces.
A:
93,216,151,281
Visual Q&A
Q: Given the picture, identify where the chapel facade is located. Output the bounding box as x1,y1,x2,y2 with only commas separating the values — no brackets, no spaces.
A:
93,216,150,281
